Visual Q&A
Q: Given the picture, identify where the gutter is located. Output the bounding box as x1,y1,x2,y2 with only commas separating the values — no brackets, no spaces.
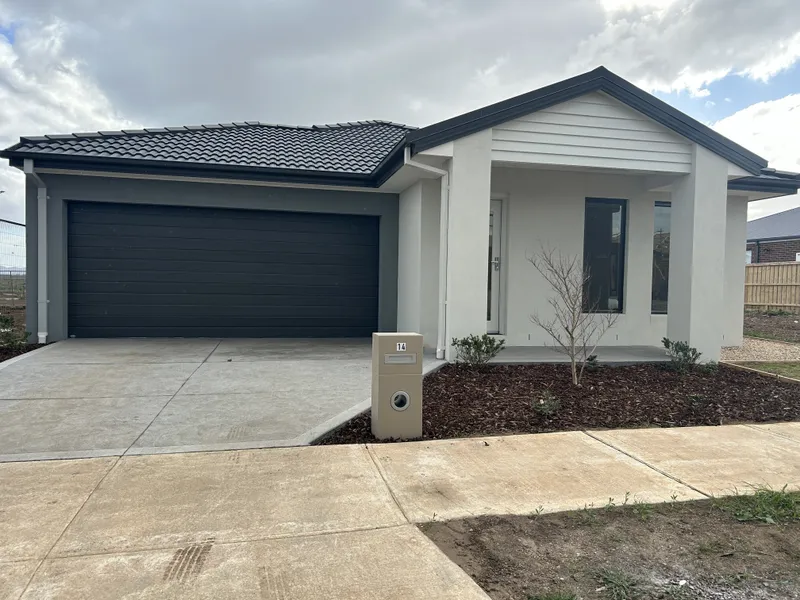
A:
403,147,450,360
747,235,800,244
22,159,48,344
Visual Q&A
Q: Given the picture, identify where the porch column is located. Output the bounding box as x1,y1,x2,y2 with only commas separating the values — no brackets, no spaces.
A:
723,196,748,346
667,145,728,361
445,130,492,360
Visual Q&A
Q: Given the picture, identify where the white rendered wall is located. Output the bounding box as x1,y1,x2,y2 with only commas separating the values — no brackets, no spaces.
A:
445,130,493,359
723,196,748,347
491,167,670,347
397,181,422,334
667,146,729,361
419,179,441,347
397,179,440,348
492,92,692,173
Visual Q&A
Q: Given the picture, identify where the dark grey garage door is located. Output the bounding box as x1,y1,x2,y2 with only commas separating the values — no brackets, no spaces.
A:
67,201,379,338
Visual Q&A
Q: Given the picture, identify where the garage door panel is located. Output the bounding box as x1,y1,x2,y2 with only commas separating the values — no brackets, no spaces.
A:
69,308,378,324
69,325,376,338
69,283,378,299
68,234,377,257
69,222,377,247
69,203,375,236
68,259,376,279
69,301,379,317
68,246,376,266
67,201,380,338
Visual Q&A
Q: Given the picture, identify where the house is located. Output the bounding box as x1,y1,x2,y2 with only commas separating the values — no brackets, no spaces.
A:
3,67,799,362
746,206,800,263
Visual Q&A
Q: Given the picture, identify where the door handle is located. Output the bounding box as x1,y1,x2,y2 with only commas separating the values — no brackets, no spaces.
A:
491,257,501,271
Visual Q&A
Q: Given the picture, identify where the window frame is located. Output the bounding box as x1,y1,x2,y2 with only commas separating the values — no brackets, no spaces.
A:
651,200,671,315
583,197,628,314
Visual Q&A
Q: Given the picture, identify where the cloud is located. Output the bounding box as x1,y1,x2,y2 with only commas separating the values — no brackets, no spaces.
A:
568,0,800,96
713,94,800,220
0,16,134,222
0,0,799,225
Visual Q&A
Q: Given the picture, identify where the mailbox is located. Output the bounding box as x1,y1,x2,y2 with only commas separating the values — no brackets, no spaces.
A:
371,332,423,440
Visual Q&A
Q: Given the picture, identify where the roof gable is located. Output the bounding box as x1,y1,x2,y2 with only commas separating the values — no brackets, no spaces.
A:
491,91,693,173
407,66,768,175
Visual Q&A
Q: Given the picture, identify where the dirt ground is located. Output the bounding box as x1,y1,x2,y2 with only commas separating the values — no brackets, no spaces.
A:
745,311,800,344
423,498,800,600
318,363,800,444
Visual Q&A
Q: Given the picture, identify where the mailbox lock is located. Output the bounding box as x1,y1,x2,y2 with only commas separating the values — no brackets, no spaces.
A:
390,391,411,412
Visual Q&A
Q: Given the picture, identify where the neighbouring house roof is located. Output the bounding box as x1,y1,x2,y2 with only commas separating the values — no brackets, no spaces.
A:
1,66,798,195
747,206,800,242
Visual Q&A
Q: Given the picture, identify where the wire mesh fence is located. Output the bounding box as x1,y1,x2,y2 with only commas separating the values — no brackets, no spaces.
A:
0,219,25,309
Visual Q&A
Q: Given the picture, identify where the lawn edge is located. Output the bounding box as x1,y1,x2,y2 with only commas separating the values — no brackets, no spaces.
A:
722,360,800,384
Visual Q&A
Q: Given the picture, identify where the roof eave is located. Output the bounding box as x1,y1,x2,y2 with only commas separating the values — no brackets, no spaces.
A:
6,152,378,188
727,176,800,194
747,234,800,243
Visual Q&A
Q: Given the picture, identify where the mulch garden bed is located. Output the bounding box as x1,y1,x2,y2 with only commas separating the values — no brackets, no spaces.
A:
744,310,800,343
0,343,41,363
317,363,800,444
0,306,38,363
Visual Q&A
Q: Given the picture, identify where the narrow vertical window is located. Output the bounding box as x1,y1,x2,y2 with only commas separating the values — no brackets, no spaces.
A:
583,198,626,313
652,201,670,314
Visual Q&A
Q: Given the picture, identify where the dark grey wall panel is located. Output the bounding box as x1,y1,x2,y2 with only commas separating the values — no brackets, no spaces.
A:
67,200,380,338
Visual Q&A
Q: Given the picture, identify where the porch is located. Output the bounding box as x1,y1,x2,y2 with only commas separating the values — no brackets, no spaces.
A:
396,130,749,363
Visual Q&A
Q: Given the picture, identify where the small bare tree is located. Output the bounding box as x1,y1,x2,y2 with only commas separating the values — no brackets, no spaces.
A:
528,247,618,386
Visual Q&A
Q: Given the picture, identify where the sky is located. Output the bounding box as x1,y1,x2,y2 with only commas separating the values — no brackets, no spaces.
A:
0,0,798,225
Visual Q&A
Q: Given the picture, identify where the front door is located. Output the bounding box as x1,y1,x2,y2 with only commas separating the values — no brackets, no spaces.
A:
487,199,503,333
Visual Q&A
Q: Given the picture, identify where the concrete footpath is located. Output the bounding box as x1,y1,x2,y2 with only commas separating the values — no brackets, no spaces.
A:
2,423,800,599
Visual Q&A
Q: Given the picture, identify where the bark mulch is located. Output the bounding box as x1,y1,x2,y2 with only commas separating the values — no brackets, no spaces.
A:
317,363,800,444
0,343,41,363
744,310,800,343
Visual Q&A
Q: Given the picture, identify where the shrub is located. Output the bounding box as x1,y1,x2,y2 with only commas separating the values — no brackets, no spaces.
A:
451,334,505,366
698,361,719,375
585,354,600,372
528,247,617,386
0,313,27,348
662,338,701,373
533,387,560,416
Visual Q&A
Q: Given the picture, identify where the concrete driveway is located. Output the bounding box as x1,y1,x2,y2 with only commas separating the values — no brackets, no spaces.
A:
0,338,390,462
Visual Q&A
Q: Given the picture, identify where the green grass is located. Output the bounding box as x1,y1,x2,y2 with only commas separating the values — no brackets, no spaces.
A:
528,593,577,600
736,361,800,379
597,569,639,600
714,485,800,524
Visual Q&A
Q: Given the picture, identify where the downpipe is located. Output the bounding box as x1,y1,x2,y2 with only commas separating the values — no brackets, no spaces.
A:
23,159,48,344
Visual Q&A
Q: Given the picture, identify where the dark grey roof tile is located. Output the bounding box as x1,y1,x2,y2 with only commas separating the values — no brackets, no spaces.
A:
8,121,411,176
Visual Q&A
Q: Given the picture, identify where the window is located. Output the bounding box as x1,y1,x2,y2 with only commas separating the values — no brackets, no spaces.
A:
583,198,626,313
746,250,752,264
796,252,800,262
652,202,671,314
